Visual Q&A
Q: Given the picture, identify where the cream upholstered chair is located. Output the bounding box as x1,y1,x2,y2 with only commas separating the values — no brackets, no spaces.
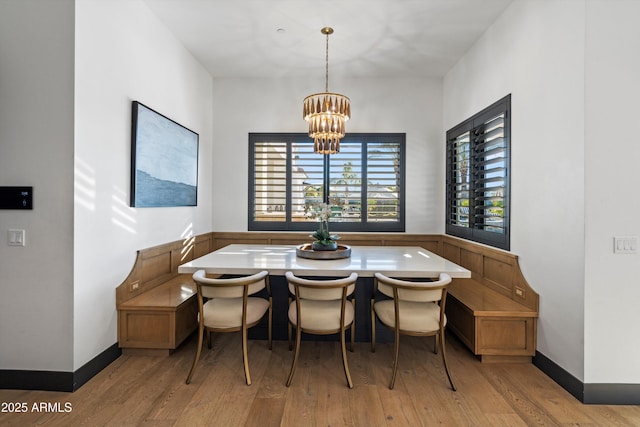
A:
185,270,272,385
285,271,358,388
371,272,455,390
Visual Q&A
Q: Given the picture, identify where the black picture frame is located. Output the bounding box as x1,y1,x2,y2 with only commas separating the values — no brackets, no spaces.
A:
130,101,199,207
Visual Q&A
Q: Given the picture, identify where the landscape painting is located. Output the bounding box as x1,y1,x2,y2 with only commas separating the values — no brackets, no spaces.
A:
131,101,199,207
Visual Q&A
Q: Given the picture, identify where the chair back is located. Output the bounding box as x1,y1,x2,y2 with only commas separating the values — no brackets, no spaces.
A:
374,272,451,303
192,270,268,299
285,272,357,301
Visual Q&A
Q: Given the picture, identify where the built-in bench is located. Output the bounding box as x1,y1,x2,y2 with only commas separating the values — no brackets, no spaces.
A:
439,235,538,363
116,233,214,355
207,232,539,362
116,231,538,362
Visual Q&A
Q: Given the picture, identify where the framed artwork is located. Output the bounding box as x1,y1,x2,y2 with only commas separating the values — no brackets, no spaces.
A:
130,101,199,207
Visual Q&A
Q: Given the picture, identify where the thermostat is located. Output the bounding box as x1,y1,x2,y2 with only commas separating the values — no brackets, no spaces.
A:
0,186,33,209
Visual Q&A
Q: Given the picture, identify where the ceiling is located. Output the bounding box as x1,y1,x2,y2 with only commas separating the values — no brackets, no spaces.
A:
143,0,513,79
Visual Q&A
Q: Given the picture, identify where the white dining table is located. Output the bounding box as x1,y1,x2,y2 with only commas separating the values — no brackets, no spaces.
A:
178,244,471,278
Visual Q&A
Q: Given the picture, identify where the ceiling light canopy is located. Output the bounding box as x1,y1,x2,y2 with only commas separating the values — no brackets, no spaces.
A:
303,27,350,155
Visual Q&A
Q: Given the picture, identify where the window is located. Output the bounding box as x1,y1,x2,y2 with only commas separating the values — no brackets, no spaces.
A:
446,95,510,250
249,133,405,232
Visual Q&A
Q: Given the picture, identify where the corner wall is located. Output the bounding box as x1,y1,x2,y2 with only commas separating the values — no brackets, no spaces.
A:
73,0,213,370
445,0,640,398
583,0,640,387
443,0,587,381
0,0,75,372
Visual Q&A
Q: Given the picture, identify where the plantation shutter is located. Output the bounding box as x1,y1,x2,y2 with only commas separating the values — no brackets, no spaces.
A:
473,111,507,234
249,133,405,232
366,141,401,223
447,130,471,228
446,95,510,250
252,141,287,223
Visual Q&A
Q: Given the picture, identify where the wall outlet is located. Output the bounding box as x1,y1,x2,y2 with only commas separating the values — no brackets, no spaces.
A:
515,287,525,299
130,281,140,292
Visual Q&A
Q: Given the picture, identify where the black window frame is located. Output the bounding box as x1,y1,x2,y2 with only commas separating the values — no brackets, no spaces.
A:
248,132,406,233
445,95,511,250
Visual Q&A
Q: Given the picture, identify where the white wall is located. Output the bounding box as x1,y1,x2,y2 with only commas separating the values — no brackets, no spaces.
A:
0,0,75,371
73,0,213,369
444,0,587,380
211,76,444,233
584,0,640,384
445,0,640,385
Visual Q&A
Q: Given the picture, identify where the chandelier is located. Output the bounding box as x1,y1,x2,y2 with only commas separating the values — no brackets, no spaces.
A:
303,27,350,154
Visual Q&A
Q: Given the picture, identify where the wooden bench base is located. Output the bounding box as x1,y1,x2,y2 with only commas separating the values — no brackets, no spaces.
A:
446,279,537,363
116,233,213,354
118,275,198,354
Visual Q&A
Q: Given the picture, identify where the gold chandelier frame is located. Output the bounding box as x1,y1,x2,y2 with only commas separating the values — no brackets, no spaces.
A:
303,27,350,154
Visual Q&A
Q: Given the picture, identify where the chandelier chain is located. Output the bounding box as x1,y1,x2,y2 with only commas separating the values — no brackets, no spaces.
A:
325,31,329,92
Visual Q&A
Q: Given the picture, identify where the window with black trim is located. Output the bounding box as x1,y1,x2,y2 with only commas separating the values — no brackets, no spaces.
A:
249,133,405,232
446,95,510,250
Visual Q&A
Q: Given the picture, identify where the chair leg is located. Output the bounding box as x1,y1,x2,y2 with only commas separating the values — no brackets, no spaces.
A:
350,300,355,352
434,334,439,354
370,300,376,353
286,323,302,387
389,328,400,389
268,301,273,351
440,329,456,391
350,322,355,352
287,298,293,351
206,330,212,349
340,325,354,388
242,325,251,386
186,325,204,384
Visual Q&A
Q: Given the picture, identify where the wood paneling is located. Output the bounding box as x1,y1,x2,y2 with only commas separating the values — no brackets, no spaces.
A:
460,248,483,274
441,235,539,312
141,252,172,283
441,241,459,264
124,312,171,344
484,256,513,296
445,295,475,350
116,233,213,353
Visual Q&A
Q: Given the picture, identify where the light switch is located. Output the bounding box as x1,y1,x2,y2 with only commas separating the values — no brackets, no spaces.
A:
8,229,26,246
613,236,637,254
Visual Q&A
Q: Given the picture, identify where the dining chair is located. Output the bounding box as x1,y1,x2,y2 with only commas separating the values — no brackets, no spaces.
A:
285,271,358,388
371,272,456,390
185,269,272,385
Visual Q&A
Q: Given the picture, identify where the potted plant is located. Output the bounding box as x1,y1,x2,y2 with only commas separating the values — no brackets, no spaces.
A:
310,203,340,251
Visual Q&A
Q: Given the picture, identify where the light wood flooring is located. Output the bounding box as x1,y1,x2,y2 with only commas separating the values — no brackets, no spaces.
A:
1,332,639,426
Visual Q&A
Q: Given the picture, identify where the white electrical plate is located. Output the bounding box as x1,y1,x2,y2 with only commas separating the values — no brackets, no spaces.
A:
8,229,26,246
613,236,638,254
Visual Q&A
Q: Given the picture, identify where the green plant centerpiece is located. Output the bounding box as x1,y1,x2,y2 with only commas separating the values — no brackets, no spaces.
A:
310,203,340,251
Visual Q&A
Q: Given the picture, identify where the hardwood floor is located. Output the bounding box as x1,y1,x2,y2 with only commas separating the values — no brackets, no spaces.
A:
1,332,639,426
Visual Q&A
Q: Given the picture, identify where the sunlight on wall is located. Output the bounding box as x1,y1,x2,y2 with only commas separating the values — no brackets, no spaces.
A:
74,156,96,211
111,186,137,234
181,222,194,262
